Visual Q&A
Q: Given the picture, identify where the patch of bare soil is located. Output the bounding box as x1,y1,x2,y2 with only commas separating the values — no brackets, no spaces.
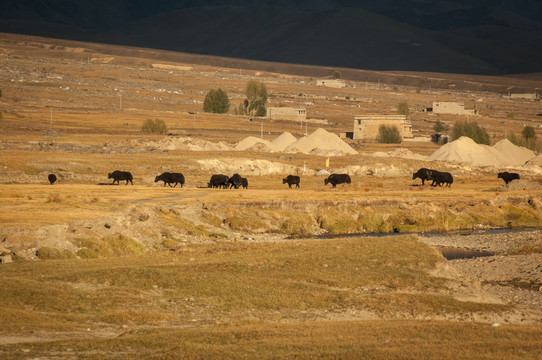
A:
420,230,542,324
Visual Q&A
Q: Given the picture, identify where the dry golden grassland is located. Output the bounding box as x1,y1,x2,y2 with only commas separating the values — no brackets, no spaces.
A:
3,236,541,359
1,33,542,359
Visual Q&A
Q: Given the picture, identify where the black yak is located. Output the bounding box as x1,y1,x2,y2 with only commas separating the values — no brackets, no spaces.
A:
431,171,453,188
48,173,57,185
208,174,229,189
108,170,133,185
240,177,248,189
412,168,435,185
228,173,243,189
155,172,185,188
324,174,351,188
283,175,300,189
498,172,520,185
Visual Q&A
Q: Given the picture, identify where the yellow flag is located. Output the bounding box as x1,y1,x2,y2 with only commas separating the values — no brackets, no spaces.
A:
325,158,329,168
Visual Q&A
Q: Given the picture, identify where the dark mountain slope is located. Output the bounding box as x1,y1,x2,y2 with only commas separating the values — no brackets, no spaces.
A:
1,1,541,74
100,6,538,74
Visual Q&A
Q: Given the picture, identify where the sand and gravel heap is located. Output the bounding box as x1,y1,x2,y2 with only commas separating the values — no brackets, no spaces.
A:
284,128,358,156
525,154,542,166
196,158,315,176
234,136,273,152
234,128,357,156
271,132,297,151
426,136,536,167
372,148,426,161
502,179,542,191
492,139,536,166
131,137,231,151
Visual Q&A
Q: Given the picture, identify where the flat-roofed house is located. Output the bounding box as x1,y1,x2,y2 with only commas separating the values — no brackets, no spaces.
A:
316,79,345,88
432,101,478,115
267,107,307,122
353,115,413,140
509,93,540,100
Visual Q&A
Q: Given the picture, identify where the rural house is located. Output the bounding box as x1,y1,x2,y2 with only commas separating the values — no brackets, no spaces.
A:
316,79,345,88
353,115,413,140
509,93,540,101
267,107,307,122
430,102,478,115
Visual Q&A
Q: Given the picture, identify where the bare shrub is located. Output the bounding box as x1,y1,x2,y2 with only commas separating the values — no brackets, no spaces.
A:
142,118,168,134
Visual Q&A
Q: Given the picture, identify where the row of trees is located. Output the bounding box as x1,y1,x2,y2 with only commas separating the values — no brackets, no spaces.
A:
203,80,268,117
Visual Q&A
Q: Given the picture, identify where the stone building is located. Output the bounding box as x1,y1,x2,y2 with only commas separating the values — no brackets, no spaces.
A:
267,107,307,122
509,93,540,100
316,79,345,88
432,102,478,115
353,115,413,140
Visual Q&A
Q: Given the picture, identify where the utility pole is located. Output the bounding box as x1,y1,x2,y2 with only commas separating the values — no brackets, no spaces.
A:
193,100,196,128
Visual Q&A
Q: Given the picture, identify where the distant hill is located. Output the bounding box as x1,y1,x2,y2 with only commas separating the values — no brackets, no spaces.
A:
1,0,541,75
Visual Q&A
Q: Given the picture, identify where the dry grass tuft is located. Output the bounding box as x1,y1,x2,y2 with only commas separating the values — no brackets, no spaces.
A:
46,193,64,203
508,242,542,255
36,247,77,260
75,233,147,258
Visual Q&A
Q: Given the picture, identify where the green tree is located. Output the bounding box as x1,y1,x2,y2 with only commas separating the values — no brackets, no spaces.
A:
433,119,445,133
234,99,249,115
397,102,409,117
333,70,341,79
203,88,230,114
508,132,542,152
246,80,267,117
377,125,402,144
142,118,168,134
522,126,536,141
451,120,490,145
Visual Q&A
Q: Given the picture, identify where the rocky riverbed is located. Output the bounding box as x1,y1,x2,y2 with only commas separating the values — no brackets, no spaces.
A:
421,229,542,319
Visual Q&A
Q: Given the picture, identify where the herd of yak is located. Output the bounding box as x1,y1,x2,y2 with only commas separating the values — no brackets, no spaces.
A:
411,168,520,187
46,169,520,188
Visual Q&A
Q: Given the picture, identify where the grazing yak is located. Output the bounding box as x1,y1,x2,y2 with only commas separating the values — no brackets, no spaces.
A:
431,170,454,188
283,175,300,189
108,170,133,185
155,172,185,188
324,173,351,188
412,168,435,185
240,177,248,189
498,171,520,185
48,173,57,185
228,173,243,189
208,174,229,189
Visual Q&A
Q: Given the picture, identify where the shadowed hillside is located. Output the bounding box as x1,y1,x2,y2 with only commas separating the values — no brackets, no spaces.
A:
1,0,541,74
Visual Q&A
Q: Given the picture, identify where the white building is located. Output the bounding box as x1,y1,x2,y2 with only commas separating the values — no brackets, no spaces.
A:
316,79,345,88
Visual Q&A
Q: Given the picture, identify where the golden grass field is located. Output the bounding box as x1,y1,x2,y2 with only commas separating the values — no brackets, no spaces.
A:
1,32,542,359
